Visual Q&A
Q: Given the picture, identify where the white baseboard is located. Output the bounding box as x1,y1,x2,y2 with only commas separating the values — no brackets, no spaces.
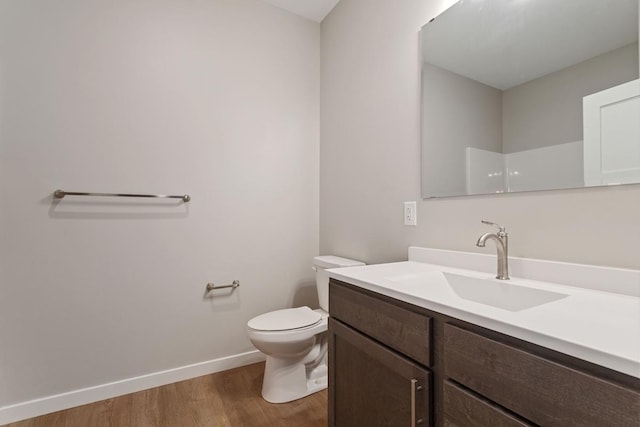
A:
0,350,265,426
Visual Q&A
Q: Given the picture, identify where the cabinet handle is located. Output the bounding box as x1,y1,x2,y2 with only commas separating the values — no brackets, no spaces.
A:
411,379,424,426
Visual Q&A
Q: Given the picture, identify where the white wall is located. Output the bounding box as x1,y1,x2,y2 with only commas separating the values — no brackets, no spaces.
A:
0,0,319,417
320,0,640,269
422,63,502,197
503,42,639,153
465,148,505,195
506,141,584,192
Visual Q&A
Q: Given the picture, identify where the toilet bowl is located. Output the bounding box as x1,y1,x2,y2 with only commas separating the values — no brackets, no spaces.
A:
247,255,364,403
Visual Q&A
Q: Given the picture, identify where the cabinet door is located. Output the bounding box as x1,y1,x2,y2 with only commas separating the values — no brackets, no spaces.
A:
329,318,430,427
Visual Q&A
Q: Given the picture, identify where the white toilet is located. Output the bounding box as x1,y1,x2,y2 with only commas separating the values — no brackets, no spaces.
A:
247,255,365,403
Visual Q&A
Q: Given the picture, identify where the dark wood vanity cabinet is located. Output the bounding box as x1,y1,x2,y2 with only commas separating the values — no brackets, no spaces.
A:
328,279,640,427
329,280,432,427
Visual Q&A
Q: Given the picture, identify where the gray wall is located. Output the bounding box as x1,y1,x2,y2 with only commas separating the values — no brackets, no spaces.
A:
320,0,640,269
503,42,639,153
422,63,503,197
0,0,319,409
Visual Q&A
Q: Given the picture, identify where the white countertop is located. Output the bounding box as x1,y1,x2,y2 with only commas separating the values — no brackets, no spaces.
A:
327,248,640,378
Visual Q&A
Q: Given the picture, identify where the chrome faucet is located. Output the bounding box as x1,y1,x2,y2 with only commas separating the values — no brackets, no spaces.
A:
476,220,510,280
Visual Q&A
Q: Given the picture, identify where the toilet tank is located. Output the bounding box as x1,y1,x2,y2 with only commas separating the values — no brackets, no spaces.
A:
313,256,365,312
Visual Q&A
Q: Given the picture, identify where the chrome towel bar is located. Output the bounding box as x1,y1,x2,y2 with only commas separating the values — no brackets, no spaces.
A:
54,189,191,202
206,280,240,292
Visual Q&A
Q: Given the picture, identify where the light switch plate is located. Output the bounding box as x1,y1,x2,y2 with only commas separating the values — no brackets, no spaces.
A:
404,201,417,226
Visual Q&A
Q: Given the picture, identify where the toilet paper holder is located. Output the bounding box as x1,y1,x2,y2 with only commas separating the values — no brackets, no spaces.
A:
206,280,240,292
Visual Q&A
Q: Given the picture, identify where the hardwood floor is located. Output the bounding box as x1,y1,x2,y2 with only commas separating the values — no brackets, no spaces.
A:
5,362,327,427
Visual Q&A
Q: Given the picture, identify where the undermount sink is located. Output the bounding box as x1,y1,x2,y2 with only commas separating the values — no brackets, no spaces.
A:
442,272,568,311
385,271,568,312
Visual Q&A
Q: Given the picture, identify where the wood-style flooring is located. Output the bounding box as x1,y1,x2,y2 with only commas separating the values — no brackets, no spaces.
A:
5,362,327,427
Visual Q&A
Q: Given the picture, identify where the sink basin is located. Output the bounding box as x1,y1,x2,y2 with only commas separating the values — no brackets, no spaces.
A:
385,271,569,312
442,273,569,311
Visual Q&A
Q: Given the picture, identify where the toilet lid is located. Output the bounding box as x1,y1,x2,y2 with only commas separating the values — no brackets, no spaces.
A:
248,307,322,331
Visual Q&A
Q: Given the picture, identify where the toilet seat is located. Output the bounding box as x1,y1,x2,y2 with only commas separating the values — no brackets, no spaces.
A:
248,307,321,332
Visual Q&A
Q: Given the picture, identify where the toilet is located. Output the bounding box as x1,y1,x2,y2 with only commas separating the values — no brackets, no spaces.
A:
247,255,365,403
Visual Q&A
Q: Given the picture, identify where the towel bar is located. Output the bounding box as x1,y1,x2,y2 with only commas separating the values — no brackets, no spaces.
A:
54,189,190,202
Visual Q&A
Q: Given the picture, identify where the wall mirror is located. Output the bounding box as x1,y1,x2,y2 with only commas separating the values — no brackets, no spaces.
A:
421,0,639,198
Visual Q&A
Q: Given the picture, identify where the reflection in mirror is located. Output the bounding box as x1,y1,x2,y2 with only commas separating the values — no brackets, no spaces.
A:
421,0,639,198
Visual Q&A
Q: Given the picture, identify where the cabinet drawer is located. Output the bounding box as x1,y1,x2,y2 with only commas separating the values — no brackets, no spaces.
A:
330,281,431,366
443,380,533,427
444,323,640,427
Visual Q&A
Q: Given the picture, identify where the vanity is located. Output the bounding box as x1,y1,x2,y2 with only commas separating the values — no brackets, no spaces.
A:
326,247,640,426
325,0,640,423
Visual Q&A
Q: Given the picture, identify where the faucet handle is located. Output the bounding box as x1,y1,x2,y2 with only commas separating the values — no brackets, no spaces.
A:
481,220,507,235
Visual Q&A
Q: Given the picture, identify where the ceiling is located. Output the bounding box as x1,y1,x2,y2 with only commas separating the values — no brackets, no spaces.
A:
260,0,341,23
422,0,639,90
